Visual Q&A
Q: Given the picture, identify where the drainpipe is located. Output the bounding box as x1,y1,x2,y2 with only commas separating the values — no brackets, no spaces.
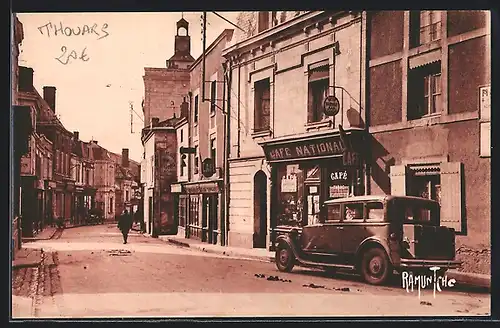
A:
201,12,207,102
237,64,241,158
224,59,232,245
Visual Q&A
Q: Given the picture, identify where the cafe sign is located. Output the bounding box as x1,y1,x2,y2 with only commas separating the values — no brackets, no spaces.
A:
263,135,347,162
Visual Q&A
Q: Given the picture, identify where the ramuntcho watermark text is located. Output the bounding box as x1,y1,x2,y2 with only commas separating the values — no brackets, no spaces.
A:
401,266,456,299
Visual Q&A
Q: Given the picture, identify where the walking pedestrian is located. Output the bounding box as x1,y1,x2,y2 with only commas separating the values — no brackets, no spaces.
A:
118,209,133,244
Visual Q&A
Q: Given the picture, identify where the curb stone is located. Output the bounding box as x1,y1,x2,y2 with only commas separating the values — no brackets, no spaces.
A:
165,237,275,263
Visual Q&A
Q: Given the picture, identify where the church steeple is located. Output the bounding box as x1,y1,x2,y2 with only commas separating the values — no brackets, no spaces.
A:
167,15,195,69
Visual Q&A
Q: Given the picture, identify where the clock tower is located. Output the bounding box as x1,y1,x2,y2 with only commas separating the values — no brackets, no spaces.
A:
167,17,195,69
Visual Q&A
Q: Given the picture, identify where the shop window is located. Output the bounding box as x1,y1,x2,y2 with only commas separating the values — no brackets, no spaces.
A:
189,196,200,226
276,164,304,227
179,196,187,227
254,78,271,132
344,203,364,221
194,95,199,124
326,204,341,223
366,202,384,222
408,61,442,120
307,63,330,124
258,12,269,32
410,10,441,48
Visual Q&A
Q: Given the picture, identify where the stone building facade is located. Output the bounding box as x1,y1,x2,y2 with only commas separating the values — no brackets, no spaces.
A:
366,10,491,274
171,29,234,246
222,11,366,249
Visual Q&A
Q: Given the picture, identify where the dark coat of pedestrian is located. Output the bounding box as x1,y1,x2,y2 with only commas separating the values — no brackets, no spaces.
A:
118,209,133,244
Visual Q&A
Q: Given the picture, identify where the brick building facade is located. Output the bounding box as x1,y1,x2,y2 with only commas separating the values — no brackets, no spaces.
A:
366,10,491,274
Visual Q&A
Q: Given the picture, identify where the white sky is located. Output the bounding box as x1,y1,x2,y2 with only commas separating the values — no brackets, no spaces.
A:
18,12,240,162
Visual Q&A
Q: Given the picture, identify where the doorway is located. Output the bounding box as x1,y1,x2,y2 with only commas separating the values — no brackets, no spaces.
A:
148,196,153,235
203,194,218,244
253,171,268,248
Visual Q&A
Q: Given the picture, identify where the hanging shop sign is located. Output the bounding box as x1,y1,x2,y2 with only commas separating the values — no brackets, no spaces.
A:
323,95,340,116
201,158,216,178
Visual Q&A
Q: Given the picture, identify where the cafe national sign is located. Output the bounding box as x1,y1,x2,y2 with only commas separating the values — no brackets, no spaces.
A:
261,129,365,163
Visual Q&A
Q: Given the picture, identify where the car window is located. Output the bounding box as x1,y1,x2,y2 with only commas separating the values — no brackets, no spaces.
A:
326,204,341,222
344,203,364,221
366,202,384,222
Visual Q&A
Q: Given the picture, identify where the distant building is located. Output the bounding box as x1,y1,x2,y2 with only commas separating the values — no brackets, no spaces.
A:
141,117,180,236
90,141,116,221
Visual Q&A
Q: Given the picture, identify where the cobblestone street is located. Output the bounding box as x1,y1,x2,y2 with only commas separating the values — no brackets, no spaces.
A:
11,224,491,318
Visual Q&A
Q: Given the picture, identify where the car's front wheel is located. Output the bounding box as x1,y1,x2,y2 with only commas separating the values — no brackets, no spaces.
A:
275,243,295,272
360,247,391,285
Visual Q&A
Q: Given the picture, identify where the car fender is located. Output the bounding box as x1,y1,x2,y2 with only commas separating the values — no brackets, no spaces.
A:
355,237,394,265
275,233,300,258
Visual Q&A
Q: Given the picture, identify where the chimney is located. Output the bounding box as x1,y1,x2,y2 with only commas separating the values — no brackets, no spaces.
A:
122,149,129,167
18,66,34,92
73,131,79,140
180,97,189,119
43,86,57,112
151,117,159,127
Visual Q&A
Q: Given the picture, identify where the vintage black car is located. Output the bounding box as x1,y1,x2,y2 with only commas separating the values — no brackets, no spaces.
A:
274,195,461,285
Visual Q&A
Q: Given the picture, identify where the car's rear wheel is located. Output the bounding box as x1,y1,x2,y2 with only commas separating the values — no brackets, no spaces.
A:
275,243,295,272
360,247,391,285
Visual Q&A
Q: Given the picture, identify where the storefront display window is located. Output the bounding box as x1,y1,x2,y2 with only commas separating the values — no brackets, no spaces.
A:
276,164,304,227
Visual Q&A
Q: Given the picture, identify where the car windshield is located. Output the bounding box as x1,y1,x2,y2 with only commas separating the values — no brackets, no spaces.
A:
393,199,439,225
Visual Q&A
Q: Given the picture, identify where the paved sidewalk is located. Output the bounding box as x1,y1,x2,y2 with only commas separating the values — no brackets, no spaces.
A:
21,226,58,243
12,248,44,269
159,235,275,263
447,270,491,290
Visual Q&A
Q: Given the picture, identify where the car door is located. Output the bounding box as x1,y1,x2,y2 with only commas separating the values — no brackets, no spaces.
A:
302,203,342,254
340,202,369,256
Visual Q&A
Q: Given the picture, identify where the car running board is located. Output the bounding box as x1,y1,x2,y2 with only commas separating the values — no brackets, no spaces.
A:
295,257,355,271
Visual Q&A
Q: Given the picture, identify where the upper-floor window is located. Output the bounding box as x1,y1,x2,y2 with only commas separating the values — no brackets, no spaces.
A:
410,10,442,48
210,80,217,115
307,62,330,124
408,61,442,120
254,78,271,132
258,12,269,32
194,95,199,124
271,11,278,26
210,138,216,161
180,129,184,143
126,190,129,201
194,145,199,175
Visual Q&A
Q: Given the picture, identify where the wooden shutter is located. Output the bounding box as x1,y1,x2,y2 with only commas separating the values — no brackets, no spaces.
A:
390,165,408,196
439,162,463,232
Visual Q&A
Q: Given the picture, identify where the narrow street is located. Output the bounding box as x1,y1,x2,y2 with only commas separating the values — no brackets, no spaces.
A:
12,224,490,318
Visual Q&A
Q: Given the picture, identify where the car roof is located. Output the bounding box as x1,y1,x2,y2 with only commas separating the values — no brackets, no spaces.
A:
323,195,439,204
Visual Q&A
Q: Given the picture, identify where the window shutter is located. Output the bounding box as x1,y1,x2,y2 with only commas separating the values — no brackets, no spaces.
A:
390,165,408,196
439,162,463,232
